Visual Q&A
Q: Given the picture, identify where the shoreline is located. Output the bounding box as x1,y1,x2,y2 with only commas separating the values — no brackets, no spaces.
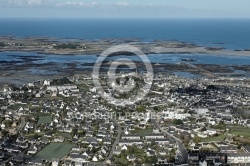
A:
0,36,250,87
0,36,250,57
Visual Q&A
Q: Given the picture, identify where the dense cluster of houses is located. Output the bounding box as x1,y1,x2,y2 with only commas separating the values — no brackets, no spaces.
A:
0,74,249,165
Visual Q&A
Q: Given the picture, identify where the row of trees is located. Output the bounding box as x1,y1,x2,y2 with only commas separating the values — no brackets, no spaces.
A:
53,43,80,49
0,42,5,47
51,77,72,85
115,146,158,165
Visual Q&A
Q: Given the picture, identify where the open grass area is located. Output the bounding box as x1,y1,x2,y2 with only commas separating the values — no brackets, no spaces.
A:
9,104,23,110
131,127,153,136
35,142,74,160
77,84,89,92
229,126,250,138
234,137,250,144
201,135,227,142
37,115,53,125
58,132,72,139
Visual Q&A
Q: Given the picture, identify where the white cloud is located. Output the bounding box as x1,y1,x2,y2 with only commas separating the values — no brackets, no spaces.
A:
1,0,177,9
64,2,85,6
3,0,22,6
27,0,46,6
116,2,130,7
91,2,98,6
1,0,49,6
56,1,99,7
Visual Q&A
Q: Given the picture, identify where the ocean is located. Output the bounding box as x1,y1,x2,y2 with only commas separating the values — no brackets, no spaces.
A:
1,18,250,50
0,19,250,84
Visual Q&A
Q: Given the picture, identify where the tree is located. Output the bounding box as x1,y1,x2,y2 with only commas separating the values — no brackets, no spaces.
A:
194,137,201,144
136,105,146,112
21,86,28,91
53,43,80,49
3,120,13,127
72,128,78,136
201,127,207,132
150,141,157,147
153,106,159,111
0,117,4,123
9,134,18,140
1,130,8,136
0,42,5,47
11,86,20,91
31,133,40,139
115,157,129,166
168,156,175,163
172,119,183,125
51,77,72,85
146,156,158,163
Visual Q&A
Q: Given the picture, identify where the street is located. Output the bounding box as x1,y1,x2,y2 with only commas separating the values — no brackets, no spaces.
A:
103,119,122,164
151,119,188,164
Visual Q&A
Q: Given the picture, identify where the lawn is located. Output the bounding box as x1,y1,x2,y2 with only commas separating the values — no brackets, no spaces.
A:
131,127,153,136
35,142,74,160
77,83,89,92
37,115,53,125
9,104,23,110
229,126,250,137
201,135,227,142
58,132,72,139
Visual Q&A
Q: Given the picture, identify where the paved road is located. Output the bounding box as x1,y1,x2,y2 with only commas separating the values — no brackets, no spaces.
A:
0,148,29,165
151,119,188,164
0,117,26,165
17,117,26,132
104,119,122,164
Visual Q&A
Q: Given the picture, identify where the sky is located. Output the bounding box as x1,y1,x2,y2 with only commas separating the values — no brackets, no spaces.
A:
0,0,250,18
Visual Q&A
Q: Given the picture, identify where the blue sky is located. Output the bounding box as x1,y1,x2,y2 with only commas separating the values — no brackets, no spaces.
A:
0,0,250,18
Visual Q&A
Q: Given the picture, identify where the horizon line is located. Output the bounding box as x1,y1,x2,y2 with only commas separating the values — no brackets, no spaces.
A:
0,17,250,20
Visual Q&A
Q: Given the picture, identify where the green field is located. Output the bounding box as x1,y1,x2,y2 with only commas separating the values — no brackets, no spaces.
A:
229,126,250,137
35,142,74,160
58,132,72,139
76,83,89,92
201,135,227,142
37,116,53,125
131,127,153,136
9,104,23,110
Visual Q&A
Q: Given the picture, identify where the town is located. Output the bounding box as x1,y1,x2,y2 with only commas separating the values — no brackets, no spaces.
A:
0,73,249,166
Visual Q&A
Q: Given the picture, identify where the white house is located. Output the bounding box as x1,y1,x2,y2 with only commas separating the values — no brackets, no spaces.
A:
145,133,165,140
28,83,34,87
162,110,191,120
92,156,98,162
227,153,250,164
121,135,141,140
43,80,50,86
197,132,208,138
118,140,144,146
52,159,59,166
207,129,217,136
195,108,209,115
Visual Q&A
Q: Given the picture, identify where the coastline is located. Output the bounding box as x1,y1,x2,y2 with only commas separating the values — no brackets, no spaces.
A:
0,36,250,87
0,36,250,56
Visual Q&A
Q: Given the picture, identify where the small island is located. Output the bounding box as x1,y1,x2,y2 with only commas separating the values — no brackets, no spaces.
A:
0,36,250,56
